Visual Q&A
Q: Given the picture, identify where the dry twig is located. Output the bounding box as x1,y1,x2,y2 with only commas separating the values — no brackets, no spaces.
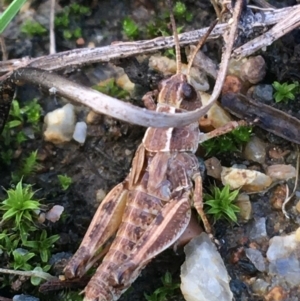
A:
0,5,298,75
2,1,244,128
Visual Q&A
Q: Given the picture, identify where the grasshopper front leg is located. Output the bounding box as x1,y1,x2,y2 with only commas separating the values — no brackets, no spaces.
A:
193,172,212,234
64,182,128,279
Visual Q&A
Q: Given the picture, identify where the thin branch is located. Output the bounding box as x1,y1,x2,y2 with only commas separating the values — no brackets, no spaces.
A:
233,5,300,58
0,267,57,281
49,0,56,55
0,5,298,75
282,147,300,218
6,2,242,129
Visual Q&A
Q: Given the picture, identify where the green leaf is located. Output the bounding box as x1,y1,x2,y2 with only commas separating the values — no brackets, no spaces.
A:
8,119,22,128
224,207,238,222
272,81,281,90
286,92,295,100
0,0,27,34
2,208,18,220
31,272,42,286
0,233,7,240
22,200,40,210
40,249,49,263
23,240,39,249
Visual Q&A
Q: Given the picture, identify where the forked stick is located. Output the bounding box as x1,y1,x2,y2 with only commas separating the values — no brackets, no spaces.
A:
1,0,243,129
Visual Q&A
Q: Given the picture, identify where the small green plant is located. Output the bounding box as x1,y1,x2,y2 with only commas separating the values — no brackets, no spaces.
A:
0,231,20,254
0,180,60,290
58,174,73,191
145,271,180,301
0,99,42,165
122,17,139,39
204,184,240,223
122,1,192,41
202,126,252,156
55,3,90,40
173,1,193,21
23,229,60,263
21,20,47,36
11,248,35,270
22,99,42,126
11,150,41,183
58,290,84,301
146,2,190,39
273,81,299,103
93,78,130,99
0,180,40,240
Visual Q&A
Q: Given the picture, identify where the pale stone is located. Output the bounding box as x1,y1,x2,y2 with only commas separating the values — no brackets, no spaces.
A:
235,193,252,222
116,73,135,93
44,104,76,144
243,136,266,164
221,167,272,192
266,164,297,181
45,205,64,223
181,233,233,301
249,217,268,241
245,248,266,272
73,121,87,144
200,91,233,128
267,228,300,287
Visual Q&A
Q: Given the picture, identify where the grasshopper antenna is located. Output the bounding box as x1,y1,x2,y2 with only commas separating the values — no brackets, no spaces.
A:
187,19,219,75
167,0,182,74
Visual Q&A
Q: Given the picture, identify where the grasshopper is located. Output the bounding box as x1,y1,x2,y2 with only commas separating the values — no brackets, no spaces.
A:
64,2,244,300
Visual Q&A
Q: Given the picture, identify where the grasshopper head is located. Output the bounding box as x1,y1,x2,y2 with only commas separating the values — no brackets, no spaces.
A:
157,73,202,111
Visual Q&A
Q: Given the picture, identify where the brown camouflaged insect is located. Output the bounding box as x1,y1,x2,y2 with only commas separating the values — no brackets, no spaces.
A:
63,2,245,300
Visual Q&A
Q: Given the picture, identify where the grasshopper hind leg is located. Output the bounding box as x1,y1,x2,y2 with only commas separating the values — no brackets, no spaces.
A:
64,183,128,279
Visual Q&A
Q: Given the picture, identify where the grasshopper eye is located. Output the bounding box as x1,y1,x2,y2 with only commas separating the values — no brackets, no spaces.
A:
181,82,196,101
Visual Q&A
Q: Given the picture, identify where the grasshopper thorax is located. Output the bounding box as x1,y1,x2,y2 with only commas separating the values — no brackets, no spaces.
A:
142,73,202,153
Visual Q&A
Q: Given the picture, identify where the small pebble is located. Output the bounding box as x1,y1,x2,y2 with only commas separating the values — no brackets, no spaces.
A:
251,278,270,295
249,217,267,241
76,37,85,46
245,248,266,272
295,200,300,213
240,55,266,84
264,286,287,301
44,104,76,144
222,75,243,94
221,167,272,192
96,189,107,204
268,147,290,161
235,193,252,222
13,295,40,301
266,228,300,287
73,121,87,144
252,84,273,103
243,136,266,164
86,110,103,125
181,233,233,301
37,212,46,224
266,164,297,181
116,73,135,93
270,185,287,210
45,205,64,223
267,228,300,261
125,149,132,156
204,157,222,179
